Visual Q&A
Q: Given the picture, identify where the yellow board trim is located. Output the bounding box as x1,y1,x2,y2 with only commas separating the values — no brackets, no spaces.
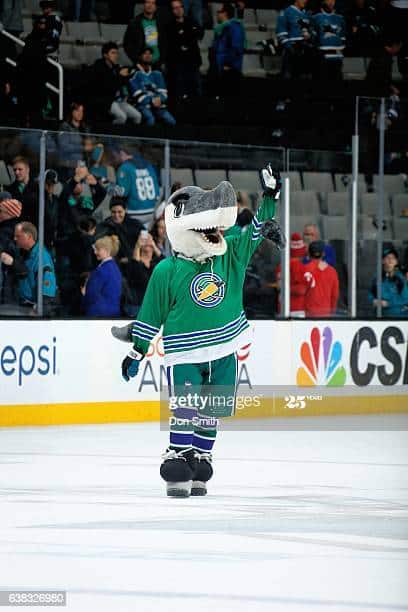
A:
1,395,408,427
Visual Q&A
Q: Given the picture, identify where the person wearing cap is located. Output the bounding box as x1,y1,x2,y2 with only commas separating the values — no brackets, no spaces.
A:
368,245,408,317
0,221,57,314
303,239,339,317
275,231,308,317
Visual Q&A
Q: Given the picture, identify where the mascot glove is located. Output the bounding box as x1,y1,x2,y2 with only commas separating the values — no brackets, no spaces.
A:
122,348,144,382
260,219,286,250
259,165,282,199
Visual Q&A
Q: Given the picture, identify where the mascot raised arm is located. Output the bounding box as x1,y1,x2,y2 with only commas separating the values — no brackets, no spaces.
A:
112,164,284,497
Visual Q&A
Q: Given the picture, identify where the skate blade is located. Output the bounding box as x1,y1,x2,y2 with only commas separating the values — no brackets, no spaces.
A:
191,481,207,496
166,481,192,498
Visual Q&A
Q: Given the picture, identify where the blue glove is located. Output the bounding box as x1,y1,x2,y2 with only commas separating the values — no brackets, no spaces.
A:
122,348,144,382
259,165,282,199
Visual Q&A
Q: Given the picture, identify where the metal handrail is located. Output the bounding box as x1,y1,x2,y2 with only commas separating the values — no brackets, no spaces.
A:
0,23,64,121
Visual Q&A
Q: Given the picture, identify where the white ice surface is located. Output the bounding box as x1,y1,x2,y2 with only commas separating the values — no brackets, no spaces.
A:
1,418,408,612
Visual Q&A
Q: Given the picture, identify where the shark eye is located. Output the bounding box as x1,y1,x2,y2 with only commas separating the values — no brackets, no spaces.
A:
173,201,184,218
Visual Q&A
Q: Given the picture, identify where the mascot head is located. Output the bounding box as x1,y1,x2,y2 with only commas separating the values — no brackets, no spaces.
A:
165,181,237,262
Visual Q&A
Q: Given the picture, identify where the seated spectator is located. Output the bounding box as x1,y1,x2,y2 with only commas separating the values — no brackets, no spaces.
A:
98,197,144,263
208,3,245,96
113,145,161,226
276,232,308,317
59,163,106,240
369,245,408,317
81,235,122,316
312,0,346,81
90,42,142,126
0,221,57,314
302,223,336,266
167,0,202,100
123,0,168,69
276,0,314,79
60,102,89,134
8,156,38,226
303,240,339,317
129,47,176,126
149,216,171,257
124,232,163,314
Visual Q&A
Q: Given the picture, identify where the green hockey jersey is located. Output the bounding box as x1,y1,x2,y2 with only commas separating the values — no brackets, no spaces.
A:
131,195,276,366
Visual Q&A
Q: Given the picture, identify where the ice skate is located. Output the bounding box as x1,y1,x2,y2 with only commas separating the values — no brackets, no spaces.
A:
191,452,213,496
160,448,195,497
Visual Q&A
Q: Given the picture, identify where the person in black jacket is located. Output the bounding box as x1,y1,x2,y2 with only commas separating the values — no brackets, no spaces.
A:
8,156,39,226
89,42,141,125
167,0,202,99
123,0,168,68
97,197,144,264
16,16,49,125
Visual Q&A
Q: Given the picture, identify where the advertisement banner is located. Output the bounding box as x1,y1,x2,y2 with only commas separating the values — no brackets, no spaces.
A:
0,319,407,425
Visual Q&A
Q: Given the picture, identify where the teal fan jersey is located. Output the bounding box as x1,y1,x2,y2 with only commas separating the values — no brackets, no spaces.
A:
131,195,276,366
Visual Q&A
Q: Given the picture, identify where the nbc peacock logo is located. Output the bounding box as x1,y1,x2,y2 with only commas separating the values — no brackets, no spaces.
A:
296,326,347,386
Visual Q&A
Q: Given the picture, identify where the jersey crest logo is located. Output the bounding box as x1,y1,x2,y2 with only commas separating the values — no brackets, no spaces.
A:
190,272,226,308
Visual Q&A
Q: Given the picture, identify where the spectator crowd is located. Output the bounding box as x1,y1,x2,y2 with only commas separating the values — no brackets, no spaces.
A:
0,146,408,318
1,0,406,127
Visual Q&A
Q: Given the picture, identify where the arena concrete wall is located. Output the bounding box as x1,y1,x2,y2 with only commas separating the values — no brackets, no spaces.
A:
0,320,407,426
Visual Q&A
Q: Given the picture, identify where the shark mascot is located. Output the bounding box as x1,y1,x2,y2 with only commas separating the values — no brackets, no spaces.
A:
112,164,284,497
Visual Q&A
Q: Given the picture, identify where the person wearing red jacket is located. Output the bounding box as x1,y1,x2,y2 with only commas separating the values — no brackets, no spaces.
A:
276,232,308,317
303,240,339,317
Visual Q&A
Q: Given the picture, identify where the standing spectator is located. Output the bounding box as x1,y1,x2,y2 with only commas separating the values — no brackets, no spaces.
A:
276,0,315,79
369,245,408,317
16,16,49,126
114,145,161,226
303,240,339,317
167,0,202,99
208,3,245,96
83,139,116,185
129,47,176,126
69,0,94,21
39,0,63,55
98,197,144,263
123,0,168,68
44,169,59,250
276,232,308,317
346,0,380,57
82,234,122,316
0,221,57,314
302,222,336,266
312,0,346,80
8,156,38,225
90,42,142,126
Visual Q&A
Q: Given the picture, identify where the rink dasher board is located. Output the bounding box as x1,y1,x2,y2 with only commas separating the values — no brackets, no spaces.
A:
0,319,407,426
